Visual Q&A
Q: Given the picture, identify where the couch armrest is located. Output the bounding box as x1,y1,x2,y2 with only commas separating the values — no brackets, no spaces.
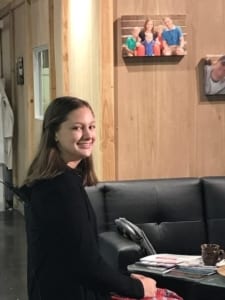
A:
99,231,143,272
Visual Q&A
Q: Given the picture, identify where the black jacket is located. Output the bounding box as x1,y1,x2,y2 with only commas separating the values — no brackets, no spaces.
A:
23,168,144,300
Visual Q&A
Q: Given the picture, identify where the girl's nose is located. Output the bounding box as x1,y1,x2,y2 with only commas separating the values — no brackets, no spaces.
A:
83,127,92,139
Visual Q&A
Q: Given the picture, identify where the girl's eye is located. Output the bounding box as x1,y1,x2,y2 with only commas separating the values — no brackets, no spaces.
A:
72,124,96,131
73,126,82,131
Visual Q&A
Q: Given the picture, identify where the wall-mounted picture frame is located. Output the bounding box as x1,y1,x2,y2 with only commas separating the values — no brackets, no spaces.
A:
121,15,187,59
16,56,24,85
204,55,225,96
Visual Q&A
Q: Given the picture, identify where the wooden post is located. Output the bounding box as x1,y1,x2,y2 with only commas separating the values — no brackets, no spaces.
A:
62,0,69,95
48,0,56,99
99,0,116,180
24,0,35,164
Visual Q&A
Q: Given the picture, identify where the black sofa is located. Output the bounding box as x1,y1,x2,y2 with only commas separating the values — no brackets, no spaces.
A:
86,176,225,300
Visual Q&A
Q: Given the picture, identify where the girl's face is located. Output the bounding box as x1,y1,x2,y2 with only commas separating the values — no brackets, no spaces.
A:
132,27,140,38
55,107,96,166
146,20,153,31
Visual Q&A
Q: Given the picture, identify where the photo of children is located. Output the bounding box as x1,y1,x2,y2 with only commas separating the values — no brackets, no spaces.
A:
121,15,187,58
204,55,225,95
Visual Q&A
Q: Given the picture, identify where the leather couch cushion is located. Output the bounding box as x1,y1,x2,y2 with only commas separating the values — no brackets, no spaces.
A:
103,178,206,254
202,177,225,249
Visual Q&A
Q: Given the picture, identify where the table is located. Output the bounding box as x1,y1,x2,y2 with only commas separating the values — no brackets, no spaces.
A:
128,263,225,300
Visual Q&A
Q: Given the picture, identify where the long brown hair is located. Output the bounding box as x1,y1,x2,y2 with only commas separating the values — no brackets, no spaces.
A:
142,18,158,40
24,96,98,186
143,18,154,33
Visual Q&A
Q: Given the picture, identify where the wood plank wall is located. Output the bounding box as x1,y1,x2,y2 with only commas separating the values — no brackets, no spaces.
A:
111,0,225,180
100,0,116,180
2,0,225,186
65,0,102,178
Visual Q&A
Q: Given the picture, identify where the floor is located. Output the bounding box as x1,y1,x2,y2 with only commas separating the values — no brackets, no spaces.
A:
0,209,27,300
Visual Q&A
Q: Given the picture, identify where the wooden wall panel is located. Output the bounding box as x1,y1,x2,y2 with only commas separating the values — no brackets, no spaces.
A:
48,0,56,100
113,0,225,179
187,0,225,177
99,0,115,180
14,3,28,184
196,104,225,175
31,0,49,48
66,0,102,178
2,0,225,186
13,0,50,185
61,0,69,95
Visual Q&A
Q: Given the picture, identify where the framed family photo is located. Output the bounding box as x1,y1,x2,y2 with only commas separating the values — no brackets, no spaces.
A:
121,15,187,58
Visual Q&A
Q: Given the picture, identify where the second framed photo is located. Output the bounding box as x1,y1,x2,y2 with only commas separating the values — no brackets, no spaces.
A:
203,55,225,96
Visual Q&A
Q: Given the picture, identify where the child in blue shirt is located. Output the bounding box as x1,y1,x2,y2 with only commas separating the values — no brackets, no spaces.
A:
162,17,185,56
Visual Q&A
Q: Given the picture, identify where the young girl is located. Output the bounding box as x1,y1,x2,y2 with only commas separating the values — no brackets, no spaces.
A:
21,96,157,300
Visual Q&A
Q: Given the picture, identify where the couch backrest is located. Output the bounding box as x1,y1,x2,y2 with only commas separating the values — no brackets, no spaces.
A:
87,178,207,255
202,177,225,250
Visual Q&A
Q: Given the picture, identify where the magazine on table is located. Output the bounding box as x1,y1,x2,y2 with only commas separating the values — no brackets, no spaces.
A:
131,253,217,277
163,267,216,279
140,253,202,267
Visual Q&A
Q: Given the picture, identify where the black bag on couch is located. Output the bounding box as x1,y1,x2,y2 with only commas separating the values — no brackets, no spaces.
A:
115,217,156,256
